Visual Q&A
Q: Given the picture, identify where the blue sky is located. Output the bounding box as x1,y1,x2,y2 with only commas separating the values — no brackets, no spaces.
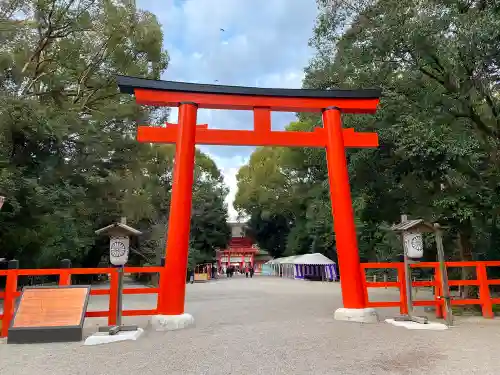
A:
137,0,318,219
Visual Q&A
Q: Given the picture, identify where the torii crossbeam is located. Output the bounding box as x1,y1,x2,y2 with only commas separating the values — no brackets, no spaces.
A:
117,75,382,326
137,122,378,148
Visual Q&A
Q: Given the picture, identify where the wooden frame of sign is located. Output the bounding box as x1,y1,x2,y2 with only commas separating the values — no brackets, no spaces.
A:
8,285,91,344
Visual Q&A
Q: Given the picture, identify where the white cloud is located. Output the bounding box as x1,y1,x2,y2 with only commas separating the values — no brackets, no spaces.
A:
138,0,318,219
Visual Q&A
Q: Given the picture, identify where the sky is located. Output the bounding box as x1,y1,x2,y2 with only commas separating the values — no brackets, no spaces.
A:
137,0,318,220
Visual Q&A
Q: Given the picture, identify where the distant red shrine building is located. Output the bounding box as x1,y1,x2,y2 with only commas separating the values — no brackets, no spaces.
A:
216,221,271,273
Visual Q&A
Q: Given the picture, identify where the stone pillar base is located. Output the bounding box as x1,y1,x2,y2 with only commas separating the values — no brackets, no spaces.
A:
150,313,195,331
334,308,379,323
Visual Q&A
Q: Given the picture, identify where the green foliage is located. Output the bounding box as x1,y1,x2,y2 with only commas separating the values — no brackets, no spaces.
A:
235,0,500,265
0,0,230,268
244,210,290,258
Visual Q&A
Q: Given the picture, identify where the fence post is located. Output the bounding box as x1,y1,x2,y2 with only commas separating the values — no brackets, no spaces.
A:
433,264,444,319
360,265,369,306
1,260,19,338
59,259,72,286
397,263,408,315
157,257,166,311
108,268,119,326
477,262,493,319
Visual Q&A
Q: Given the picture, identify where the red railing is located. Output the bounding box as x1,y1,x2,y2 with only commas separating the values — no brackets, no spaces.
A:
361,261,500,319
0,266,163,338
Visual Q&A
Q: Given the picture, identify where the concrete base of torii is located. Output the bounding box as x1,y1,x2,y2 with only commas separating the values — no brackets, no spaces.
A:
150,313,195,331
334,307,379,323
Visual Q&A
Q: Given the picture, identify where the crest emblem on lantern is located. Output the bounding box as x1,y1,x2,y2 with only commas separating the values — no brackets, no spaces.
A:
411,235,423,251
109,237,130,266
111,240,127,258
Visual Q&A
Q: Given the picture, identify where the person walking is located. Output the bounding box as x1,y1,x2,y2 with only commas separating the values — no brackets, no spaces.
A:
189,269,195,284
250,266,254,278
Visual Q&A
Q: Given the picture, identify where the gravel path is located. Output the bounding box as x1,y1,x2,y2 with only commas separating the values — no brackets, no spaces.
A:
1,276,500,375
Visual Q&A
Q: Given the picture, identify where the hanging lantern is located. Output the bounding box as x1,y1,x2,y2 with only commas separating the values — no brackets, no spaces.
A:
403,231,424,258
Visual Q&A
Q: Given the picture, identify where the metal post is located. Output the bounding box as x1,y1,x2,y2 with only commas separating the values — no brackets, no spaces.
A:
434,223,453,326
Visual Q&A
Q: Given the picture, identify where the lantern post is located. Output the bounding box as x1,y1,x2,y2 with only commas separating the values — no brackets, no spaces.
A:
93,217,142,336
391,215,433,324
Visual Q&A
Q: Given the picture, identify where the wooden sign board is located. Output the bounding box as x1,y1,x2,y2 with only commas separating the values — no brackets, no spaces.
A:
8,285,91,344
194,273,208,282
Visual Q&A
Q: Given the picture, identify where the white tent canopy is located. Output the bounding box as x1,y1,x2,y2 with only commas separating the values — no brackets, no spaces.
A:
265,256,299,278
293,253,337,280
293,253,335,265
266,255,300,265
265,253,337,280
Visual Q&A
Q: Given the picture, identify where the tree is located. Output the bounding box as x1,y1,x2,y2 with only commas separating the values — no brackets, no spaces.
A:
0,0,168,267
0,1,230,271
311,0,497,238
245,209,290,258
234,123,336,259
302,0,500,296
190,151,231,261
235,0,500,290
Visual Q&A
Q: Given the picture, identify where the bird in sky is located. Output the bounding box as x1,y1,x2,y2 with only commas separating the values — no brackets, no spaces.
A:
220,28,225,32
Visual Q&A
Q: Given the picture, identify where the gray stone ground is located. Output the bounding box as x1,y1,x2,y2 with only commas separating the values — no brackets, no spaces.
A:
2,276,500,375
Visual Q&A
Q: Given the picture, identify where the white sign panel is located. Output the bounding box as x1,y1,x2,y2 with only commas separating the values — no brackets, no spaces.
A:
109,236,130,266
403,232,424,258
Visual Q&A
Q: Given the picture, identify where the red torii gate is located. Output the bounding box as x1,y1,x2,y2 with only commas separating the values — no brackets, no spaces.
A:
117,75,382,326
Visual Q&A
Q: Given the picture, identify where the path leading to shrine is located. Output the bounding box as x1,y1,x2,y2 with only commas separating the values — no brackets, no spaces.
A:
2,276,500,375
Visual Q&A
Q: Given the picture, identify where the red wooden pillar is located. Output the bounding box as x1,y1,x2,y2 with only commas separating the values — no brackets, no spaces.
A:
323,106,366,309
158,102,198,315
108,268,119,325
1,261,19,338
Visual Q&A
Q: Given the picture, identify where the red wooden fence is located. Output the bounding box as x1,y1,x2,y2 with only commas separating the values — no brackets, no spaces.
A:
0,266,163,338
2,261,500,339
361,261,500,319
